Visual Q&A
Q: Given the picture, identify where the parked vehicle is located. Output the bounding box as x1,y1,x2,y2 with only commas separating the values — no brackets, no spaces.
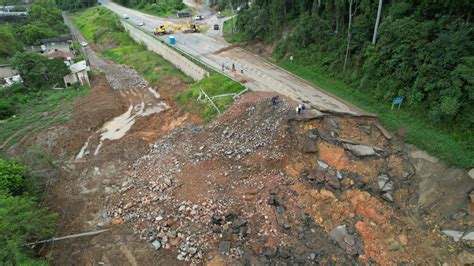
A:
177,12,190,18
138,21,145,26
80,41,88,47
194,15,204,20
124,14,129,19
213,24,219,30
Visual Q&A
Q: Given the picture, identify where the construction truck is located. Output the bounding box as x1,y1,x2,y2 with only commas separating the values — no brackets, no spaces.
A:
154,23,201,35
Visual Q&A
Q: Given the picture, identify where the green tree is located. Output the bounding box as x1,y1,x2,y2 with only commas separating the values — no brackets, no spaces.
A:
0,194,57,265
0,24,19,58
0,159,58,265
11,52,70,89
21,0,68,43
17,23,57,45
0,160,25,196
234,0,473,130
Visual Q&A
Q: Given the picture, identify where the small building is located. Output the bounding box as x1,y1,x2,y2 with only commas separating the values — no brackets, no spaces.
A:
24,34,73,55
63,60,90,87
0,64,18,79
3,75,23,87
0,9,27,22
48,50,74,66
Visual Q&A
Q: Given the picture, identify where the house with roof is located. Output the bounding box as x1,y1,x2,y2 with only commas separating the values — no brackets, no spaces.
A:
48,50,74,66
63,60,90,87
24,34,74,56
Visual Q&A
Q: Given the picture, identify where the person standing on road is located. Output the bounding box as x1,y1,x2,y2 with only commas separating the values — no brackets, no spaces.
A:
232,63,235,72
222,63,225,72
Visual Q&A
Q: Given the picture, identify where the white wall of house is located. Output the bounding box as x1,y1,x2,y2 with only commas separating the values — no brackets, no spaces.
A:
64,70,90,87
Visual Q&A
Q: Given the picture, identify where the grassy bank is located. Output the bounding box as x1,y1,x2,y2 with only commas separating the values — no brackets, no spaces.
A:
0,86,90,149
71,7,191,85
176,74,246,121
223,17,242,43
279,61,474,168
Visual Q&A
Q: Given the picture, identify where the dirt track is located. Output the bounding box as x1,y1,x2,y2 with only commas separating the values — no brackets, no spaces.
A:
7,18,203,264
27,71,198,265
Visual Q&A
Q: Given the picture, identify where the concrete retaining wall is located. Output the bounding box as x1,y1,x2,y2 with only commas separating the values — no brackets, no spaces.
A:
121,21,208,81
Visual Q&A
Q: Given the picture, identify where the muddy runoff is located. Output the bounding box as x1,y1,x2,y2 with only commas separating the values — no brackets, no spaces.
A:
102,92,472,265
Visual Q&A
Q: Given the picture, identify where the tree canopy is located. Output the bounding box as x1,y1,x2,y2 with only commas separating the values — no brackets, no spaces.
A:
0,159,58,265
113,0,184,16
12,52,71,89
232,0,473,129
14,0,69,45
56,0,96,11
0,25,20,58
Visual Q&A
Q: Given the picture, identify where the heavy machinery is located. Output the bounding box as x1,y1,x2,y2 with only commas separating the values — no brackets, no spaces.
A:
177,23,202,33
154,24,175,35
153,23,201,35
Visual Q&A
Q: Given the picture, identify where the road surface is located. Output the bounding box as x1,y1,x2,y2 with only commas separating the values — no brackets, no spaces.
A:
100,0,372,116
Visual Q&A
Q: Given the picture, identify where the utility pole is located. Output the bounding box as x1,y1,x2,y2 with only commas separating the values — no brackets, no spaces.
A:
372,0,383,44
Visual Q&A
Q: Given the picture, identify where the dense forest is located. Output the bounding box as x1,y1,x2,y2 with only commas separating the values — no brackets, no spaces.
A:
219,0,474,130
56,0,96,11
0,0,68,50
1,0,72,119
113,0,184,16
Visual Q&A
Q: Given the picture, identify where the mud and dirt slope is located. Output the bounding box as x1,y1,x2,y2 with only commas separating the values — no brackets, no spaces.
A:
3,62,201,264
106,92,474,264
4,16,472,264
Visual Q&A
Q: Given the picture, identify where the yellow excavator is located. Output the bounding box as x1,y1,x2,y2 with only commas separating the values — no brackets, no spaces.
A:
154,24,175,35
154,23,201,35
176,23,202,33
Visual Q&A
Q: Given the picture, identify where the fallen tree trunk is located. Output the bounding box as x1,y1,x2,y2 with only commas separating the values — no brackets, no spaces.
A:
25,229,110,246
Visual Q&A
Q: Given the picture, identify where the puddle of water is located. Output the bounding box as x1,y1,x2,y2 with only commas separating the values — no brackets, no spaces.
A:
93,141,104,156
77,98,170,158
141,102,169,116
100,104,137,141
76,135,93,159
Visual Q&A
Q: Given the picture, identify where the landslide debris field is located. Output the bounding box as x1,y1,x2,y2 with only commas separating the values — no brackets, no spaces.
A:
105,92,473,264
7,82,473,264
4,26,472,266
